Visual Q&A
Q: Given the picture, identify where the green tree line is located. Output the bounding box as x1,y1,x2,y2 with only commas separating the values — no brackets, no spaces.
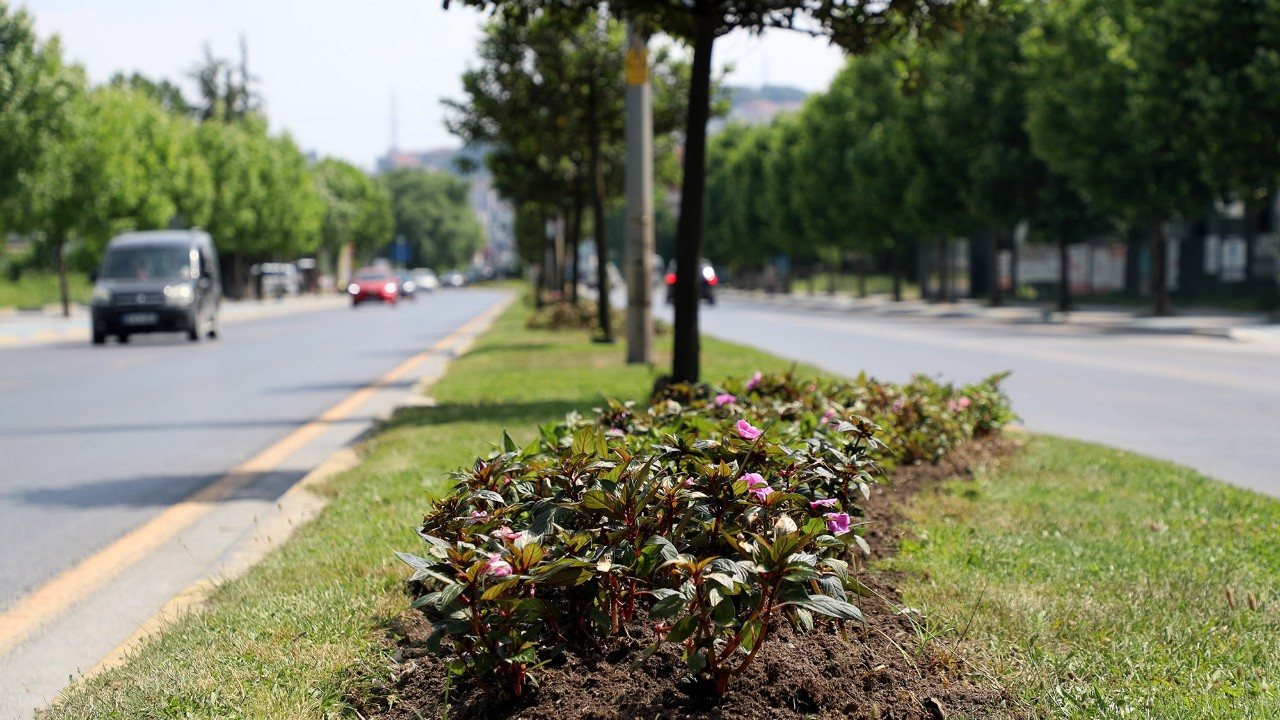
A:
0,2,483,314
702,0,1280,316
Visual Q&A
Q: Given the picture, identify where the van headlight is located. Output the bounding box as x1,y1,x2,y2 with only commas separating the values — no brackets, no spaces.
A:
92,284,111,306
164,284,194,306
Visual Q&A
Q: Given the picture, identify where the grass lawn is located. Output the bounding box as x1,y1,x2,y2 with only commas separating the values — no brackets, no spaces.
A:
0,273,91,309
39,299,1280,718
888,435,1280,718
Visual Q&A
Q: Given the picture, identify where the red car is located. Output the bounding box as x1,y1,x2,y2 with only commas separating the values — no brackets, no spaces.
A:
348,268,399,306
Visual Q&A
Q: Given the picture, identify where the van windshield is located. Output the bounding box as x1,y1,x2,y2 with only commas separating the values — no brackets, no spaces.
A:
102,246,194,281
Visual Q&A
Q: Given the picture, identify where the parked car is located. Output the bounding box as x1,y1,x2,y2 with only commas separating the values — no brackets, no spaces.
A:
90,229,222,344
665,258,718,304
258,262,299,298
442,271,467,288
396,273,416,301
347,268,399,306
411,268,439,293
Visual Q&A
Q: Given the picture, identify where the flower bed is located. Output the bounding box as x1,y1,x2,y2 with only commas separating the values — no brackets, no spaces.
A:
396,370,1014,701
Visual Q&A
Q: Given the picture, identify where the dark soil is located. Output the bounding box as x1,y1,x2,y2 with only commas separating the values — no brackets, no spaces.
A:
361,436,1021,720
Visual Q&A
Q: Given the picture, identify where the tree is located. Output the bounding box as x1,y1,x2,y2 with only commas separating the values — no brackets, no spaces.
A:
446,8,694,337
109,71,192,116
1130,0,1280,296
314,158,394,266
382,168,486,270
190,38,260,124
21,86,185,315
0,2,79,226
1023,0,1210,315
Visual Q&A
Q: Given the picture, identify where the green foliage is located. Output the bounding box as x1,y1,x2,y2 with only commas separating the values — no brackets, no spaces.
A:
313,158,393,263
399,368,1012,698
0,2,78,216
382,168,485,270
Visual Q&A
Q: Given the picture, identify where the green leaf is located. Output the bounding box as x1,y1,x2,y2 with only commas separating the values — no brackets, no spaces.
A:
666,615,698,643
686,649,708,674
502,430,517,453
799,594,865,622
480,578,519,601
646,535,679,562
739,619,764,653
650,593,687,619
712,597,737,626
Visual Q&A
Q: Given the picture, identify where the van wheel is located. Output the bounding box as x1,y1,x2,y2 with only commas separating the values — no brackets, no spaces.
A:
118,333,129,344
187,316,201,342
92,330,105,345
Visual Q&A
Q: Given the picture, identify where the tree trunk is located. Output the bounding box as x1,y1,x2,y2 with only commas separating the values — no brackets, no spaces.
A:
938,236,953,303
568,198,582,305
54,228,69,317
857,258,867,298
588,77,612,343
988,228,1003,307
670,15,715,384
1057,234,1071,313
891,246,903,302
918,240,931,301
1150,221,1171,316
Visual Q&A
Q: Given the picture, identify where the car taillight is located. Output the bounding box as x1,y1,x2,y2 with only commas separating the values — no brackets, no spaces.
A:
665,273,676,285
707,275,718,285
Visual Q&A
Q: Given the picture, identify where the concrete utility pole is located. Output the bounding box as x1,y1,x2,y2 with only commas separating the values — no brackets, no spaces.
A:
624,23,655,364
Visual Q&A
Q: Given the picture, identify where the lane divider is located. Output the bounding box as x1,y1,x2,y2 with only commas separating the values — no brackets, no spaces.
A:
0,296,512,657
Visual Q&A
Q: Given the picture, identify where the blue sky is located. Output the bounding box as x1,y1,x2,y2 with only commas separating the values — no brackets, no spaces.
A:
21,0,847,170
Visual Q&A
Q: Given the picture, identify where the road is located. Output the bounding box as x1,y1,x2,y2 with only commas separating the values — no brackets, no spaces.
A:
0,288,510,717
691,296,1280,498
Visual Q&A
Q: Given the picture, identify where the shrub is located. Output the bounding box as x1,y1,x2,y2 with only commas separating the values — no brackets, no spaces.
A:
525,300,668,336
398,369,1012,698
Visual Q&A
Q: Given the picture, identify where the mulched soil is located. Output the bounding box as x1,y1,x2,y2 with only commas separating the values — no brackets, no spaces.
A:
360,435,1021,720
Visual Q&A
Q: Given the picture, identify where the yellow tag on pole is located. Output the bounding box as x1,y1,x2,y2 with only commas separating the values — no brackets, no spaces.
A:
625,47,648,85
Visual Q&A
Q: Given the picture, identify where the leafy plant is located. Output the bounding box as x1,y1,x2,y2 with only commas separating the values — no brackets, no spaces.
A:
398,368,1012,698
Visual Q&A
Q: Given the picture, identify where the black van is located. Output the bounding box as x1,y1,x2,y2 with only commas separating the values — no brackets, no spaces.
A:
90,230,222,344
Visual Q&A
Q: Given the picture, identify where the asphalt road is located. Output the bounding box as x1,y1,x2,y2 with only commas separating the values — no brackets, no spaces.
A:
691,297,1280,498
0,288,508,715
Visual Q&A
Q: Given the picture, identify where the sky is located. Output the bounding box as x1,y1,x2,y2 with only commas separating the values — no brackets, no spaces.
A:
21,0,848,171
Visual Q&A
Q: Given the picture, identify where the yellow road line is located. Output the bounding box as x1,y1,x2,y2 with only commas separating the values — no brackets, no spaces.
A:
0,297,510,656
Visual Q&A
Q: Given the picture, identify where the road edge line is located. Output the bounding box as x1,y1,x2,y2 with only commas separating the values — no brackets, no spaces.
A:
0,293,514,659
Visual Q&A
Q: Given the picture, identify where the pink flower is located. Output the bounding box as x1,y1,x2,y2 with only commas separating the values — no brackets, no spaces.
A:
892,399,905,413
605,427,626,438
958,397,971,408
947,400,959,412
484,553,513,577
465,510,489,525
810,498,838,509
746,372,763,391
744,473,773,501
825,512,852,535
820,409,837,426
683,477,696,488
715,393,737,407
494,526,521,541
736,419,762,440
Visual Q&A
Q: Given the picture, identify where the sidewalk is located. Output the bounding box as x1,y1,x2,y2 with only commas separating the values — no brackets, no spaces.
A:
724,288,1280,343
0,293,349,348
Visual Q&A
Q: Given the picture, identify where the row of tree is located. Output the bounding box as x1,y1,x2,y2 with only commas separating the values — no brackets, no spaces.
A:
703,0,1280,315
0,2,484,313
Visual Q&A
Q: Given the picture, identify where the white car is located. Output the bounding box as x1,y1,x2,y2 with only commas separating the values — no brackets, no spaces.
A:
411,268,439,293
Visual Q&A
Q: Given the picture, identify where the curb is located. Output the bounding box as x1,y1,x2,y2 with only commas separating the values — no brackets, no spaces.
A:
723,289,1276,342
76,293,514,683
